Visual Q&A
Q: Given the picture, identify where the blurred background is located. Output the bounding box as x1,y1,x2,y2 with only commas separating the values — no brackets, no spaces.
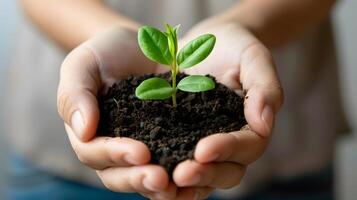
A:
0,0,356,199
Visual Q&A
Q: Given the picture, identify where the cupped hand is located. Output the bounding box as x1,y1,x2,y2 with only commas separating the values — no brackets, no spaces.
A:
57,27,187,199
57,20,283,199
171,19,284,198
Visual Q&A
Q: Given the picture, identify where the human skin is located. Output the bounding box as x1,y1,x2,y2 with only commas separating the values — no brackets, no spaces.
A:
21,0,334,199
20,0,335,50
57,23,282,200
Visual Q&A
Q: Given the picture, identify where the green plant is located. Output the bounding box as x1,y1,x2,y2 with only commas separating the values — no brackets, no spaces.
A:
135,24,216,107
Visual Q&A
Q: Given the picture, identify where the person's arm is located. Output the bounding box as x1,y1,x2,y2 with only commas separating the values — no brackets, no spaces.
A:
221,0,336,47
20,0,139,50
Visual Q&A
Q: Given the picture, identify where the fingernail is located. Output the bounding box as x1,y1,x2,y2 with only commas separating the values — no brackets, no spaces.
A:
143,177,160,192
261,105,274,136
71,111,84,139
123,154,138,165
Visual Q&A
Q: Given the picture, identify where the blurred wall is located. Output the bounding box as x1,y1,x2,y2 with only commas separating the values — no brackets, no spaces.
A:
333,1,357,199
0,0,19,195
0,1,18,67
334,0,357,129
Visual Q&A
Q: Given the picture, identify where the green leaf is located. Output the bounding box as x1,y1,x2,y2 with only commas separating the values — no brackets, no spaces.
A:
173,24,181,36
177,34,216,68
165,23,179,57
177,75,215,92
165,24,176,58
138,26,172,65
135,77,175,100
173,24,180,53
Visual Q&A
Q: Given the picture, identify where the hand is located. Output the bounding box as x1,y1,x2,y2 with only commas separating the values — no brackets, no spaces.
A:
170,19,284,198
57,27,185,199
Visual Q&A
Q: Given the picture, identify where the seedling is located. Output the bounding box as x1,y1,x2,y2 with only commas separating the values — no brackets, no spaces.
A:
135,24,216,107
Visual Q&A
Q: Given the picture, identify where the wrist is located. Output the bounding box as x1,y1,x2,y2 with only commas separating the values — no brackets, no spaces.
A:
110,15,141,32
185,4,263,43
217,4,265,42
88,14,140,39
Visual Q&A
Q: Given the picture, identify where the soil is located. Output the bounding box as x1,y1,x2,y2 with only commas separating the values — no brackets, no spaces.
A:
97,72,246,174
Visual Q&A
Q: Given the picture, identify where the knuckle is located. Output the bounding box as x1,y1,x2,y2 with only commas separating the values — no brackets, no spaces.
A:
265,82,284,112
77,155,105,170
241,43,270,64
104,139,132,166
76,154,91,166
72,145,92,166
129,171,146,192
99,177,118,192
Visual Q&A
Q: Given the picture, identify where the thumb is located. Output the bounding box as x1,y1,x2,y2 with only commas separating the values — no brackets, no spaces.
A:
57,45,101,142
240,44,284,138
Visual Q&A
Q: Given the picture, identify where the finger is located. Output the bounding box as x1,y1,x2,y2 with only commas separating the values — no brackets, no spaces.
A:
194,187,215,200
239,43,284,137
140,182,178,200
66,124,150,170
57,45,101,142
195,130,268,165
173,160,245,189
175,187,197,200
173,187,213,200
97,165,169,193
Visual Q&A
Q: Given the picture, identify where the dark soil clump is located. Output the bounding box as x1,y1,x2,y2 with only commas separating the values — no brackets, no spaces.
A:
98,73,246,174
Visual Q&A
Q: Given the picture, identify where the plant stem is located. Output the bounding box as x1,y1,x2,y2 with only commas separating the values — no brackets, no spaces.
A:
171,59,178,107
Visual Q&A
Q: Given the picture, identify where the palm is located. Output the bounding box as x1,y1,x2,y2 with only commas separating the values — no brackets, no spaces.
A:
181,23,261,91
85,28,158,90
59,24,282,200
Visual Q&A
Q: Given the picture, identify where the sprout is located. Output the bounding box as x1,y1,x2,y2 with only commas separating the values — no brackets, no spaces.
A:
135,24,216,107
